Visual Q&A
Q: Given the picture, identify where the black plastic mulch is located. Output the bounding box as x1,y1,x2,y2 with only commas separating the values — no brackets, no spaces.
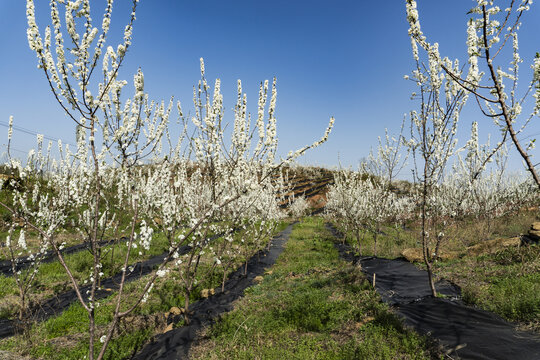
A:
0,237,128,276
359,257,460,305
132,223,294,360
0,245,190,339
325,223,540,360
398,297,540,360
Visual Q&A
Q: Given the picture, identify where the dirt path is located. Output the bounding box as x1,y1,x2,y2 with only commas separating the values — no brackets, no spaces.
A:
132,223,294,360
326,223,540,359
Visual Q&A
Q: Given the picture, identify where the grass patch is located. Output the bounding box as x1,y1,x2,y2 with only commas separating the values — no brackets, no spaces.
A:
435,243,540,331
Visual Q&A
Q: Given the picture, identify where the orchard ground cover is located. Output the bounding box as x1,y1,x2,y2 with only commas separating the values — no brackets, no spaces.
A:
0,231,179,322
0,222,290,359
328,205,540,334
189,217,440,360
434,241,540,333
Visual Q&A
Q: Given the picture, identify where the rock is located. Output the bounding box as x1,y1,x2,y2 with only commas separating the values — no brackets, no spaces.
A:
254,275,264,283
499,237,522,247
531,222,540,231
401,247,459,262
168,306,182,316
528,229,540,241
200,288,215,298
401,248,423,263
163,323,173,334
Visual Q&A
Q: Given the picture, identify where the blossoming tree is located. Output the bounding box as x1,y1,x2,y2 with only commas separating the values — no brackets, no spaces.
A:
406,0,540,188
1,1,334,359
405,0,471,296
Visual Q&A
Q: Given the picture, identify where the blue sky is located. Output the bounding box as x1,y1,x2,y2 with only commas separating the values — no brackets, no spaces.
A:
1,1,539,174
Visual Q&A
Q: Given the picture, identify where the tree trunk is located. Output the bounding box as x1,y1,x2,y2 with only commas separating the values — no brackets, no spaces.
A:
222,270,227,293
183,289,190,325
425,259,437,297
88,309,95,360
422,176,437,297
18,289,25,322
434,234,441,260
355,229,362,256
373,225,379,256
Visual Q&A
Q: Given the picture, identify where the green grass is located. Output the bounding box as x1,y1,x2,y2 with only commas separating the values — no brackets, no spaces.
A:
190,217,440,360
331,209,540,333
0,294,156,359
435,244,540,330
330,209,538,260
329,220,419,259
0,219,291,317
0,232,174,319
479,273,540,321
0,221,290,359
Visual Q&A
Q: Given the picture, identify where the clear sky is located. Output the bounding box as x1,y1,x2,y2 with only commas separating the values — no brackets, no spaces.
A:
1,1,539,175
